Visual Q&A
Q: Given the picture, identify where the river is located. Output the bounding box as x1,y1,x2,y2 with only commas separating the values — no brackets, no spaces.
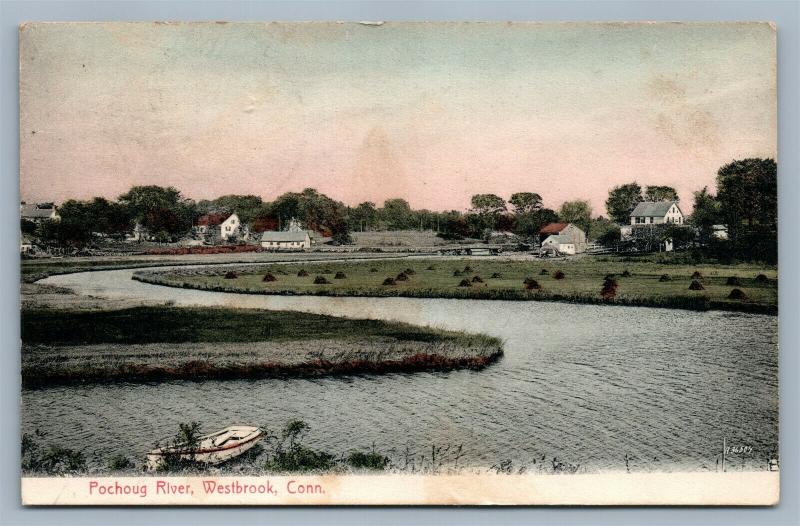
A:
23,266,778,473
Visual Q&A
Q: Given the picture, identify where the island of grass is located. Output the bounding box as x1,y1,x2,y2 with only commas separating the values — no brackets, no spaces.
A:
132,256,778,314
21,306,503,388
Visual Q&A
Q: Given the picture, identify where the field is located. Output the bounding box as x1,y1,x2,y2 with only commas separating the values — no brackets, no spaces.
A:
22,306,502,388
134,256,778,314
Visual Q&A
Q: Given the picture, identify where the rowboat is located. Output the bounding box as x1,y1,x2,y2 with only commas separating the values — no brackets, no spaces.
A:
146,425,264,470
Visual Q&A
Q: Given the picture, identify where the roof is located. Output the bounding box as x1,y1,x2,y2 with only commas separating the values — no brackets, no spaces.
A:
196,213,229,227
630,201,680,218
261,231,309,242
21,204,56,219
539,222,569,235
542,234,573,245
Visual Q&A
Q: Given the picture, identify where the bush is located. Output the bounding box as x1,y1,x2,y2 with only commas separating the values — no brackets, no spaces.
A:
523,278,540,290
224,271,238,279
458,279,472,287
601,277,618,299
659,274,672,282
472,275,484,283
382,277,396,286
689,279,705,290
313,276,331,285
539,269,549,275
264,420,335,473
726,276,742,286
728,288,747,300
395,272,409,281
297,269,309,277
346,450,389,471
334,272,347,279
262,273,277,282
553,270,565,280
22,433,87,474
108,454,133,470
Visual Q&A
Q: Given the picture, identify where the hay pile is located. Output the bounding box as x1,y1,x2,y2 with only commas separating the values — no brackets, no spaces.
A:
382,277,396,286
726,276,742,286
601,276,618,299
453,269,463,277
224,271,238,280
539,269,549,275
297,269,309,277
334,272,347,279
463,265,474,273
395,272,409,281
457,279,472,287
490,272,501,278
688,279,704,291
403,268,416,275
755,274,769,283
728,288,747,300
621,270,631,277
313,276,331,285
553,270,565,280
262,273,277,282
523,278,541,290
691,271,703,279
659,274,672,282
472,275,484,283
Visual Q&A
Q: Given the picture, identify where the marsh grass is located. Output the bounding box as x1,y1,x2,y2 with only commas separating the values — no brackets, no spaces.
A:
132,256,777,314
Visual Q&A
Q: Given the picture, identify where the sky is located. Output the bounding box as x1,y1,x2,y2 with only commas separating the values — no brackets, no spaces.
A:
19,22,776,214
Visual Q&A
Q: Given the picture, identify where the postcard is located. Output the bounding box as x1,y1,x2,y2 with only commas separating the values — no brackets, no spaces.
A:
19,21,778,506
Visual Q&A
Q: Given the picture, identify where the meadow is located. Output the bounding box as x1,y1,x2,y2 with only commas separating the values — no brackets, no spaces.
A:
134,256,778,314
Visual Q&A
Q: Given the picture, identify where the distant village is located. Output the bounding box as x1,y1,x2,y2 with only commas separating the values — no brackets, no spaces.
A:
19,157,775,262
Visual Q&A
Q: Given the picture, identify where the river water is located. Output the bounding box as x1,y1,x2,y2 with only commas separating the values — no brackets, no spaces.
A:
23,267,778,473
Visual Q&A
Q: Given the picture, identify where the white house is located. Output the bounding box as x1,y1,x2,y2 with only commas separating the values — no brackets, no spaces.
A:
195,212,241,242
260,231,311,250
20,203,59,223
629,201,684,225
538,223,587,254
219,214,241,241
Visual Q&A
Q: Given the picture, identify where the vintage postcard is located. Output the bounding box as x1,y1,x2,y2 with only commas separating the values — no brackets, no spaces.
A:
19,22,778,505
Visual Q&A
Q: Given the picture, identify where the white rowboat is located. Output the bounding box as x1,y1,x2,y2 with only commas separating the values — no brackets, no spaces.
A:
147,425,264,470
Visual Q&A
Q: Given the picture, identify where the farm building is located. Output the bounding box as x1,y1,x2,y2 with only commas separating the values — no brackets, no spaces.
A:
20,203,59,223
260,230,311,250
538,223,587,254
629,201,684,225
196,213,242,242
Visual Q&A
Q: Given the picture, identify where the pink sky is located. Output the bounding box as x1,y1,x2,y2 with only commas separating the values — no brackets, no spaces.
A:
20,22,776,215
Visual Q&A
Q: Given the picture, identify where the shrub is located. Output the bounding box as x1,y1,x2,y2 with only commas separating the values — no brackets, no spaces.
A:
659,274,672,282
334,272,347,279
262,273,277,282
458,279,472,287
755,274,769,283
728,288,747,300
726,276,742,286
601,277,618,299
621,270,631,277
23,433,87,474
472,275,484,283
539,269,549,275
523,278,540,290
264,420,335,473
691,271,703,279
313,276,331,285
453,270,462,277
108,454,133,470
395,272,409,281
297,269,309,277
553,270,565,280
689,279,705,290
382,277,396,286
346,450,389,471
224,271,238,279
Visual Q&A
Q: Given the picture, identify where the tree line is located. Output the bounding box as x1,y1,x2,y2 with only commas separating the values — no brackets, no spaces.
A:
22,157,776,263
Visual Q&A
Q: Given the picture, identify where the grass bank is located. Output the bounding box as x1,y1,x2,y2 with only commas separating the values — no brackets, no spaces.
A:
21,306,503,388
133,257,778,315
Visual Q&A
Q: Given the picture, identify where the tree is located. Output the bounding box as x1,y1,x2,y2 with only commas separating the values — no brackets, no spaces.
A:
118,185,194,240
508,192,543,215
605,182,643,224
380,198,414,230
716,158,777,235
470,194,507,216
349,202,377,232
204,195,263,225
514,208,559,239
644,186,679,202
690,186,720,244
588,216,617,242
558,200,593,235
